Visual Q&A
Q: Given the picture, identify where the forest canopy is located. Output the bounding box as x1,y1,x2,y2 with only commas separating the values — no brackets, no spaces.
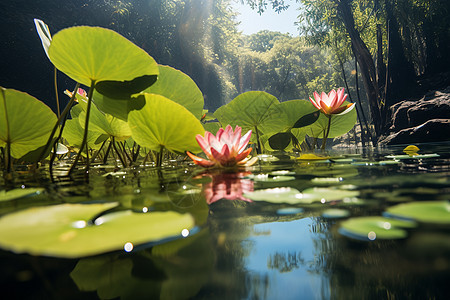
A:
1,0,449,143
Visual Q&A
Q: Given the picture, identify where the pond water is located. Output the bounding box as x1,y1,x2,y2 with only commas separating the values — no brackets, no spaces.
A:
1,143,449,300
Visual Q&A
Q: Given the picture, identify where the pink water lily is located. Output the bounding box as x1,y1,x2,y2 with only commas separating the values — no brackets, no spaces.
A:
309,88,354,115
187,125,253,168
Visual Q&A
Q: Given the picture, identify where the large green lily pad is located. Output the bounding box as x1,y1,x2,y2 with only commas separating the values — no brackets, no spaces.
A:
48,26,159,97
385,201,450,224
0,88,57,158
0,203,195,258
339,216,417,240
214,91,285,140
128,94,204,153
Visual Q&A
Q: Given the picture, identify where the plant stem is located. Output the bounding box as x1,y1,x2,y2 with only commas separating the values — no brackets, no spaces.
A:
54,67,60,119
156,145,164,168
1,88,12,173
254,125,262,154
112,137,127,168
68,80,96,175
38,83,80,163
321,115,332,151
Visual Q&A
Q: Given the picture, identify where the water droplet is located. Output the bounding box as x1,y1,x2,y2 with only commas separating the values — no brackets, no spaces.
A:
72,220,87,229
181,229,190,237
94,217,105,226
368,231,376,240
383,222,391,230
321,198,326,204
124,242,133,252
142,207,148,213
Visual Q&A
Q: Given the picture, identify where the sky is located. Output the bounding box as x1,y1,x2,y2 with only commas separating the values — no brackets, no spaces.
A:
231,0,300,36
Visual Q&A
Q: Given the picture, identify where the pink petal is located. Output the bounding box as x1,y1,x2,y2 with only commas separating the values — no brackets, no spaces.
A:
313,91,321,104
335,103,355,115
186,152,216,168
329,90,339,109
235,147,252,162
320,100,331,115
309,96,321,110
196,134,211,156
238,130,252,153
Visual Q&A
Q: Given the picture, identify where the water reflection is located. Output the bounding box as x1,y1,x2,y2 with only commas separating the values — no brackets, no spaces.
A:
201,172,254,204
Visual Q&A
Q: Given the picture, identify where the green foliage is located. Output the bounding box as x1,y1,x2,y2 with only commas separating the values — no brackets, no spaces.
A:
48,26,159,96
128,94,204,154
0,87,57,159
214,91,285,141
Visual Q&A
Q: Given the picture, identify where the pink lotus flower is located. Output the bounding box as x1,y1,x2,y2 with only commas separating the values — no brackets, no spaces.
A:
187,125,254,168
309,88,355,115
203,172,254,204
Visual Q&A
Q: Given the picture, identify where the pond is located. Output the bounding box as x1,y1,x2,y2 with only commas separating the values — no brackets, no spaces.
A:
0,143,449,299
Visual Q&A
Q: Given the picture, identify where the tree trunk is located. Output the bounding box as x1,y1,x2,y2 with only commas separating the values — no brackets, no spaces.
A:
335,0,382,137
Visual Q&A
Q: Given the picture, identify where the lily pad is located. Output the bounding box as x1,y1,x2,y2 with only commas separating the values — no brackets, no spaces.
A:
0,188,45,202
0,88,57,158
0,203,195,258
300,187,360,203
385,201,450,224
214,91,285,141
339,216,417,241
244,187,307,204
128,94,204,153
384,154,440,160
321,208,350,219
48,26,158,97
143,65,204,119
93,65,203,121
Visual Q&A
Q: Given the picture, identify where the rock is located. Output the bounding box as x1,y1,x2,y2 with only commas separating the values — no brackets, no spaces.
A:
379,86,450,145
379,119,450,145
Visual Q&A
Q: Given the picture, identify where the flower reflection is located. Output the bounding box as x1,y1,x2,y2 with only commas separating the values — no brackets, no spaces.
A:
202,172,254,204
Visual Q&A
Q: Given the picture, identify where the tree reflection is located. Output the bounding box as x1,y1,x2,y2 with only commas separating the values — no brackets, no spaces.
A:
267,251,305,273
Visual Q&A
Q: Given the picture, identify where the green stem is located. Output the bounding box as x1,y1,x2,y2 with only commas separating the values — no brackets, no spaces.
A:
68,80,96,175
112,137,127,168
321,115,332,151
157,145,164,168
54,67,60,119
1,88,12,173
254,125,262,154
38,83,80,163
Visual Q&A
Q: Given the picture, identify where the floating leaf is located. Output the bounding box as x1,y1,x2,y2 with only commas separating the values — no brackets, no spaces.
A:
0,88,57,158
0,203,195,258
321,208,350,219
385,154,440,160
0,188,44,203
297,153,330,161
339,216,417,241
277,207,304,215
385,201,450,224
300,187,360,203
128,94,204,153
48,26,158,97
244,187,305,204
